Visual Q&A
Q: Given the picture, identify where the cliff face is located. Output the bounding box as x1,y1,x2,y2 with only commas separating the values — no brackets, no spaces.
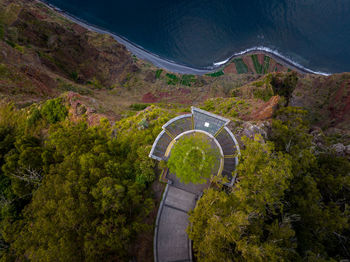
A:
0,0,349,143
0,0,137,92
291,73,350,142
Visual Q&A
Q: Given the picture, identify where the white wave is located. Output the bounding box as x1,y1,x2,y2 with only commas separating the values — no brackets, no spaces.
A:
213,58,230,66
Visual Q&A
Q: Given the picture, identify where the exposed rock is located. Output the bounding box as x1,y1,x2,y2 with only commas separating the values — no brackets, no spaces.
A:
331,143,346,156
251,95,280,120
310,127,326,145
65,91,113,126
234,121,271,142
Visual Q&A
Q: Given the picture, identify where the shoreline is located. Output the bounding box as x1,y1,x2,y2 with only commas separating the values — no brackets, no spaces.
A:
39,0,330,76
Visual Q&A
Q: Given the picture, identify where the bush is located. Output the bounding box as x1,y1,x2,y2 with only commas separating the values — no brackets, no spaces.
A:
155,69,163,79
166,73,179,85
40,98,68,124
271,72,298,104
130,103,150,111
206,70,224,77
181,75,196,86
26,107,41,127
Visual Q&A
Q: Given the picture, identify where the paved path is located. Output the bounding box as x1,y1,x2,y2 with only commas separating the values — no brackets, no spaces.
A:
154,171,209,262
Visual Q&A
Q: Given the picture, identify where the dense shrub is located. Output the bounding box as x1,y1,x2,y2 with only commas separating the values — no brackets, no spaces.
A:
40,98,68,124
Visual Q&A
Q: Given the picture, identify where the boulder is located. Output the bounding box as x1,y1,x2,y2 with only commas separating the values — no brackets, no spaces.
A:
241,121,270,140
332,143,346,156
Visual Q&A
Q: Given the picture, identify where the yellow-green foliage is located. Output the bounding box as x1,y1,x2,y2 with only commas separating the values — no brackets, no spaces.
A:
252,74,274,101
115,105,175,183
0,3,22,25
201,97,248,118
0,103,171,260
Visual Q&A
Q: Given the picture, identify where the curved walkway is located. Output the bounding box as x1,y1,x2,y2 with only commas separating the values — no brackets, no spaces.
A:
150,107,240,262
154,171,209,262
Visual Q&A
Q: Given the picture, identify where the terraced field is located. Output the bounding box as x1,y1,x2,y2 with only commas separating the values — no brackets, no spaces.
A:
233,58,249,74
223,54,289,75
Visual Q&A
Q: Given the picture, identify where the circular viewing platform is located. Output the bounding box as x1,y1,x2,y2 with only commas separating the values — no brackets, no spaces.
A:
149,106,240,186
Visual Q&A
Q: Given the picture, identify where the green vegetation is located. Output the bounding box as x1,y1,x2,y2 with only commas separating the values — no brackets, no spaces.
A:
41,98,68,124
57,79,92,95
155,69,163,79
165,73,180,85
189,135,293,261
252,75,274,101
168,134,220,184
200,97,247,118
233,58,248,74
251,54,263,74
130,103,150,111
271,72,298,104
71,71,79,81
189,107,350,261
263,56,270,73
0,102,174,260
180,74,196,86
206,70,224,77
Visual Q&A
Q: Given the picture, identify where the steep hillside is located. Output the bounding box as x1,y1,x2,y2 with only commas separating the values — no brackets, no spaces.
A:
0,1,349,261
0,0,292,111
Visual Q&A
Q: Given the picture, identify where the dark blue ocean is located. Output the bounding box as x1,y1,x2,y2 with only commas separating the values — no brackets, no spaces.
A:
45,0,350,74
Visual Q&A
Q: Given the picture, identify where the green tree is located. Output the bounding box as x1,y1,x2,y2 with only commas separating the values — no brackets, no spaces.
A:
188,135,295,262
168,134,220,184
270,72,298,105
271,107,350,260
4,121,154,261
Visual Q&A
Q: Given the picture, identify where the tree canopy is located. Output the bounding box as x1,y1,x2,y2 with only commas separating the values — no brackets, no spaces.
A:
167,134,220,184
188,107,350,261
188,135,294,262
0,102,174,261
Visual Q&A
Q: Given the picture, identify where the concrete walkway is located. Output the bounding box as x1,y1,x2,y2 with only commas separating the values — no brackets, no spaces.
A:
154,171,209,262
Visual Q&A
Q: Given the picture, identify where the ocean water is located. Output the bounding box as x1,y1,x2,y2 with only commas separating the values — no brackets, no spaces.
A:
44,0,350,74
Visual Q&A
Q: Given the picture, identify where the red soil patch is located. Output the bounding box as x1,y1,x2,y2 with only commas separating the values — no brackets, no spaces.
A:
223,63,238,74
158,91,172,98
142,92,158,103
268,59,277,72
276,63,286,72
250,95,280,120
142,89,193,104
257,54,265,65
242,56,255,74
329,82,350,126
